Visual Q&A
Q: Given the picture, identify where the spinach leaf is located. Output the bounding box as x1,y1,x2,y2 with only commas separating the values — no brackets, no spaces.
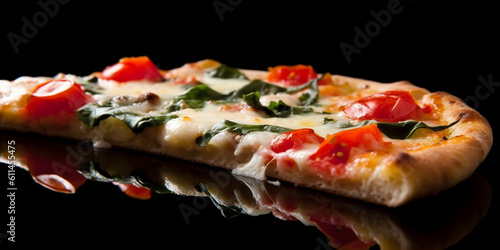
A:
170,80,289,109
77,103,178,134
170,77,320,111
286,78,319,106
77,104,113,129
204,64,248,80
204,64,319,105
376,115,462,139
323,118,376,128
243,92,314,118
195,120,292,146
114,113,178,134
227,79,287,101
172,84,229,109
197,183,244,218
323,116,462,140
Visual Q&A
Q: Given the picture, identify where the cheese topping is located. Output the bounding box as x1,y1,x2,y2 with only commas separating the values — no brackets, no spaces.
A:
4,61,454,182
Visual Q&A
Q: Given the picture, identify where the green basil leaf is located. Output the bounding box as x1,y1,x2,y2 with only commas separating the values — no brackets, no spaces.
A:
243,92,314,118
227,79,287,101
323,116,461,140
377,115,462,140
204,64,248,80
170,77,319,111
114,113,178,134
197,183,244,218
242,92,275,117
172,84,229,109
77,103,178,134
286,78,319,106
195,120,292,146
170,80,289,109
77,104,113,129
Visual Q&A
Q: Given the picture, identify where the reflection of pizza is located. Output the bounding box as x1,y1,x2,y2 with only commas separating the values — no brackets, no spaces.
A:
0,131,490,249
0,56,493,206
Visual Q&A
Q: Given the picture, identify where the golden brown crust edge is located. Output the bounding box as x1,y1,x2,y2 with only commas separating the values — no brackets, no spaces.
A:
395,91,493,205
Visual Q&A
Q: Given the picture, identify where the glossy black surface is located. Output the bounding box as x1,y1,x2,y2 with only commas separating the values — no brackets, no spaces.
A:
0,1,499,249
0,131,495,249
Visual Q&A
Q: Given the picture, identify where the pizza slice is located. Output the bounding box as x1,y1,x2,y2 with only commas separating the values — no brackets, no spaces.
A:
0,56,493,206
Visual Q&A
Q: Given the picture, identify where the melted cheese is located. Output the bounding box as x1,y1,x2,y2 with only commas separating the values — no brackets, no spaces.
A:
90,74,369,177
202,77,251,93
232,153,269,180
98,79,186,98
3,70,447,183
97,77,251,97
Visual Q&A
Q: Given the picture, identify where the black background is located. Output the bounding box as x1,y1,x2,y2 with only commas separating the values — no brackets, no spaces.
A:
0,0,499,249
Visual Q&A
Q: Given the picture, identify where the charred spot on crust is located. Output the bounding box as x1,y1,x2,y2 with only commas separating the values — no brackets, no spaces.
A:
394,152,414,165
393,152,417,176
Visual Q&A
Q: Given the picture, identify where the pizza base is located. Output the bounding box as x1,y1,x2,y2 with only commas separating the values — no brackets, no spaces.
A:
0,71,493,207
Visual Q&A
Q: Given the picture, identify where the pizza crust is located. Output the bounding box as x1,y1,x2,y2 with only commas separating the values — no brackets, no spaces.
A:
0,68,493,207
393,91,493,204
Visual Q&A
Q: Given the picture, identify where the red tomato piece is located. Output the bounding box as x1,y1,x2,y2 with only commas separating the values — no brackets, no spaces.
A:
271,128,324,153
343,90,422,122
310,216,376,250
317,72,334,86
266,65,317,86
23,79,88,119
309,124,388,176
115,183,152,200
27,153,87,194
23,138,88,193
100,56,163,82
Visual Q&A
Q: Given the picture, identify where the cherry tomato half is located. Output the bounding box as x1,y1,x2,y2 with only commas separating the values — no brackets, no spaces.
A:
309,124,388,176
23,79,87,119
100,56,163,82
343,90,422,122
271,128,324,153
266,65,317,86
